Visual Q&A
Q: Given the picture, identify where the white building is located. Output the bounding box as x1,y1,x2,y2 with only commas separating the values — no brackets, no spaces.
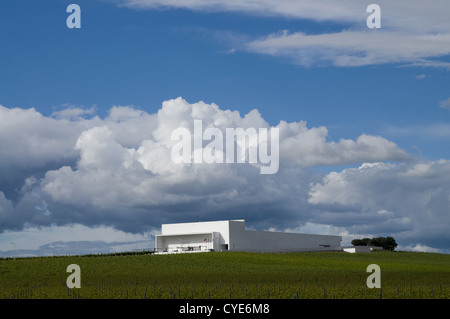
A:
342,246,383,253
154,219,342,254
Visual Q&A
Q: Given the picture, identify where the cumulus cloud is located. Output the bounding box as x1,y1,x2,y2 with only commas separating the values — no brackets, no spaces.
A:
1,98,448,253
308,160,450,252
0,104,154,196
0,105,102,203
36,97,407,213
278,121,409,166
0,105,87,170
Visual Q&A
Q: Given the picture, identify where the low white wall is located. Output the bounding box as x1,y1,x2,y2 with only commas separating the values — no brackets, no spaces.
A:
229,221,342,252
343,246,382,253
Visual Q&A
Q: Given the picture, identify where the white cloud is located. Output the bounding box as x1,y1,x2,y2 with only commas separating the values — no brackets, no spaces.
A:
75,126,135,169
278,120,409,166
105,106,158,147
415,74,426,80
0,105,90,169
119,0,450,33
408,244,442,253
51,105,96,121
36,97,407,210
116,0,450,69
0,99,406,213
246,30,450,68
439,98,450,110
120,0,364,22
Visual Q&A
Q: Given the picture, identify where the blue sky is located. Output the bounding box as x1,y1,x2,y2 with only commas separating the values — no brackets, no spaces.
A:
0,0,450,256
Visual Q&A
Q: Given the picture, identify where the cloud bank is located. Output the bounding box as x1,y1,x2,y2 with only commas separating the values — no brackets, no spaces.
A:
0,98,448,253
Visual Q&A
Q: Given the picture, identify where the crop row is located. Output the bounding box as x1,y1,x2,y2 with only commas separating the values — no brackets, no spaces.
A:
2,278,448,299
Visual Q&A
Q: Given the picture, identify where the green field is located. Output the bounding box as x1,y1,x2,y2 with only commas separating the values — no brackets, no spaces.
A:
1,251,449,299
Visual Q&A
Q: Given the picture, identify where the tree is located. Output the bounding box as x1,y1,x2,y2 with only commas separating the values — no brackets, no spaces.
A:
380,236,398,251
351,236,398,251
351,238,371,246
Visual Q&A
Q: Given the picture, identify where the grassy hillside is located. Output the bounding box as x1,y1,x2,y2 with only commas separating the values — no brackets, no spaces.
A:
1,251,449,299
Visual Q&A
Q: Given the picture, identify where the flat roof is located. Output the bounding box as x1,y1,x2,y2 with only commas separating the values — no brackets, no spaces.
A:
161,219,245,226
156,231,216,237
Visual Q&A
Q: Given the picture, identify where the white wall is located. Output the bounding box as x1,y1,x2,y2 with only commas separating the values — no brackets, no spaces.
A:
343,246,381,253
161,220,245,247
230,227,342,252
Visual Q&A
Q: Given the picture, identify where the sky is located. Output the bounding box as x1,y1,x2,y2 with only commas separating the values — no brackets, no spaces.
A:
0,0,449,257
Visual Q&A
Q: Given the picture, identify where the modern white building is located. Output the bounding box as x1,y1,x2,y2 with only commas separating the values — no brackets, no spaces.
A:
154,219,342,254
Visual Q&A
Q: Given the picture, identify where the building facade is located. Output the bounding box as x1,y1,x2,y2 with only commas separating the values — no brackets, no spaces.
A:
155,219,342,253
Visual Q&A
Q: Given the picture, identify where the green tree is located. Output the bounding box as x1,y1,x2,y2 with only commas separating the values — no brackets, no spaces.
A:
381,236,398,251
351,236,398,251
351,238,371,246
